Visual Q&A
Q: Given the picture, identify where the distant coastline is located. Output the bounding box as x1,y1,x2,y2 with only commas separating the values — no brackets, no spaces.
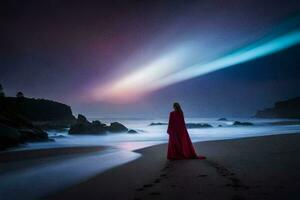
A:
255,97,300,119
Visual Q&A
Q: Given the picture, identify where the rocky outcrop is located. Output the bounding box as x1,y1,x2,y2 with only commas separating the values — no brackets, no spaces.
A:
0,97,76,130
77,114,88,123
68,117,107,134
69,114,128,134
217,118,228,121
0,113,51,150
108,122,128,133
0,124,21,150
233,121,253,126
255,97,300,119
186,123,212,128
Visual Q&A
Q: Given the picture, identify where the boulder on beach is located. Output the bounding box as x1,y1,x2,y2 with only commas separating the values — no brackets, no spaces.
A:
233,121,253,126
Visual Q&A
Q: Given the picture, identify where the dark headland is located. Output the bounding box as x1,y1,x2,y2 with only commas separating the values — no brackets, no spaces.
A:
255,97,300,119
0,95,129,150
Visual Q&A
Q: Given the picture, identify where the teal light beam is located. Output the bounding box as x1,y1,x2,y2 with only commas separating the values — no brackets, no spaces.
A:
151,29,300,90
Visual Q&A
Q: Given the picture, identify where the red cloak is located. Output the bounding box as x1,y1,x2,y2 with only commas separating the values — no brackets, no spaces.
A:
167,111,205,160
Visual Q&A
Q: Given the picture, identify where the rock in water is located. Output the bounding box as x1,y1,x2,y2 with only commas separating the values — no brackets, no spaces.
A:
108,122,128,133
69,123,92,134
91,120,107,133
149,122,168,126
217,118,228,121
127,129,138,134
233,121,253,126
186,123,212,128
69,114,106,134
69,114,90,134
69,115,128,134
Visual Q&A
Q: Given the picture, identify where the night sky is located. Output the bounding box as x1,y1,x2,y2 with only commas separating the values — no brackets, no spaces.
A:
1,0,300,118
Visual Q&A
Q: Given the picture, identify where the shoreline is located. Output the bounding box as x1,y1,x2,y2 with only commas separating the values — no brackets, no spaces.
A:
0,145,139,200
49,132,300,200
0,146,107,163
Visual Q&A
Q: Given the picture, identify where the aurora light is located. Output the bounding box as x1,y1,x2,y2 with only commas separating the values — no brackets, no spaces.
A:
151,29,300,90
90,47,191,103
92,27,300,103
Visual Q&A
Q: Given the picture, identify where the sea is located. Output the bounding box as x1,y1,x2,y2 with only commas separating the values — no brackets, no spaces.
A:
27,117,300,151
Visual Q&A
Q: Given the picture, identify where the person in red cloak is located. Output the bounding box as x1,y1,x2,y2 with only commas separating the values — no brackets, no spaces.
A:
167,102,206,160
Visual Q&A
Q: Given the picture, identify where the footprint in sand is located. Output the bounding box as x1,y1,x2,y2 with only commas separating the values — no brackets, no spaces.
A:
197,174,208,178
135,188,144,192
160,173,168,178
136,183,154,192
143,184,153,188
154,178,161,183
209,161,250,191
232,195,245,200
149,192,161,196
135,164,171,197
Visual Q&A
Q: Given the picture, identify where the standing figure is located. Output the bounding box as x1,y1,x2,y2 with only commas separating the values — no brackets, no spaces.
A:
167,102,206,160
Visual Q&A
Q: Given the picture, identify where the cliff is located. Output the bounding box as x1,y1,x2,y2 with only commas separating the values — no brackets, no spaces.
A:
255,97,300,119
0,96,76,149
0,97,75,123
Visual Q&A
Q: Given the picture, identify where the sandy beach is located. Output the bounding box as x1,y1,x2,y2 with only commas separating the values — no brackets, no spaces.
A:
47,133,300,200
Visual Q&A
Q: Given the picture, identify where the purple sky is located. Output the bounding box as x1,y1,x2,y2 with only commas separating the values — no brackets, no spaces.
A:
1,0,300,118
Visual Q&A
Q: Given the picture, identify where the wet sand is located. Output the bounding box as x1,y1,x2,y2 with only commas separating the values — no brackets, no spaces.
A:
0,146,117,199
0,134,300,200
49,133,300,200
0,146,106,163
